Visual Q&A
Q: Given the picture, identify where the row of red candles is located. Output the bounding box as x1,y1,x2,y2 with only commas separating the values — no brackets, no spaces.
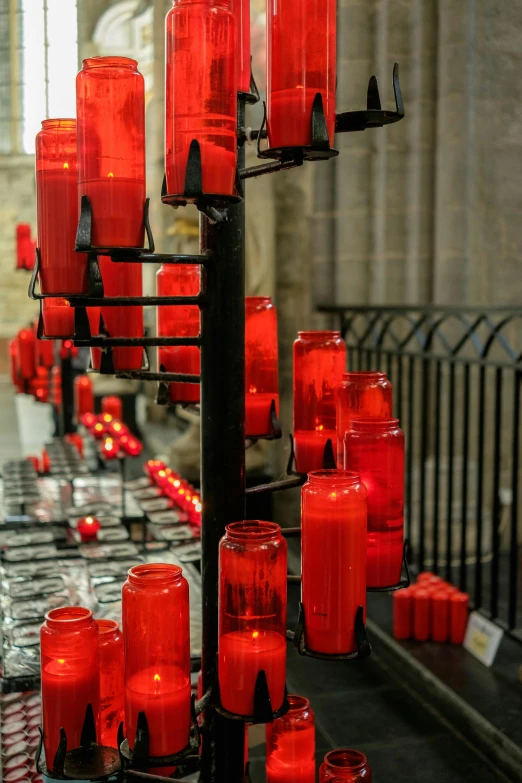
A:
144,460,202,525
394,572,470,645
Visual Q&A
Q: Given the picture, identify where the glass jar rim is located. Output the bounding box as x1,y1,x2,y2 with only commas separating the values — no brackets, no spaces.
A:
82,56,138,70
342,371,387,381
225,520,280,542
97,619,120,636
40,118,76,130
128,563,183,585
246,296,273,305
287,694,310,712
324,749,368,771
308,470,361,484
297,330,341,339
45,606,93,629
350,417,399,431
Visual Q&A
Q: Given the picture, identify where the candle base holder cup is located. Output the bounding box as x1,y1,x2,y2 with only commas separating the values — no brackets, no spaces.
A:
29,249,104,303
367,539,411,593
287,432,337,475
75,195,155,257
214,669,290,724
35,704,121,781
245,398,282,441
287,603,371,661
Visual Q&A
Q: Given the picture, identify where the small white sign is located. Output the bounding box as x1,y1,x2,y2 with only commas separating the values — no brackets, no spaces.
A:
463,611,504,667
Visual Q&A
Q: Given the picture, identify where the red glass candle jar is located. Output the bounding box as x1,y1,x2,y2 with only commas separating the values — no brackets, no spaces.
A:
337,372,392,466
165,0,237,201
35,334,55,369
266,695,315,783
344,418,404,589
102,395,123,420
74,375,94,417
231,0,250,94
320,750,372,782
413,589,430,642
218,521,287,717
97,620,124,749
450,592,469,644
123,564,191,757
76,57,146,248
393,588,412,640
266,0,336,151
17,328,36,380
90,256,143,372
42,298,75,338
77,516,101,543
157,264,200,403
245,297,279,437
40,607,100,770
35,119,88,295
293,331,346,473
301,471,367,655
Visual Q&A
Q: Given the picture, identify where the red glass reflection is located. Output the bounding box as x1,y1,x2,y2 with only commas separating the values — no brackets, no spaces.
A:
301,471,367,655
266,695,315,783
36,119,88,294
97,620,124,749
320,750,372,782
165,0,237,200
40,607,100,770
337,372,392,466
231,0,250,94
293,331,346,473
266,0,336,150
74,375,94,417
123,564,191,757
245,297,279,437
218,521,287,717
76,57,146,248
157,264,200,403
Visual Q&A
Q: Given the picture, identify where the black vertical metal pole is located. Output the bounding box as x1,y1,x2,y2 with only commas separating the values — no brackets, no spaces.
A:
60,354,75,435
199,101,246,783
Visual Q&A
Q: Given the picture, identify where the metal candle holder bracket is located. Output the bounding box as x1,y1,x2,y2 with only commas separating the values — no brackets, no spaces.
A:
286,432,337,476
119,695,200,770
35,704,121,781
287,603,371,661
75,196,155,256
238,58,261,106
245,398,283,442
367,539,411,593
335,62,405,133
213,669,290,725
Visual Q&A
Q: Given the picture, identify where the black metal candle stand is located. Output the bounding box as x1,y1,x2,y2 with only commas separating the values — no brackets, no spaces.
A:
75,195,155,256
285,432,337,477
29,248,104,301
367,539,411,593
245,398,283,441
335,62,404,133
119,696,200,770
238,59,261,106
35,704,121,781
287,603,371,661
213,669,290,725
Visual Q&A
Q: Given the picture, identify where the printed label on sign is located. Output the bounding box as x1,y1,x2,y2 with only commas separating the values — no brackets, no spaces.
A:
463,612,504,667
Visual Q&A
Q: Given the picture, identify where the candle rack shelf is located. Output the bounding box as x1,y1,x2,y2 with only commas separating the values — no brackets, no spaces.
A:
213,670,290,725
287,603,371,661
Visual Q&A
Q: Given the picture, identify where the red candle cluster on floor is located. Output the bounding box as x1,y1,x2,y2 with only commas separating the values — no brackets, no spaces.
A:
79,411,143,460
144,461,202,525
266,695,316,783
393,573,470,645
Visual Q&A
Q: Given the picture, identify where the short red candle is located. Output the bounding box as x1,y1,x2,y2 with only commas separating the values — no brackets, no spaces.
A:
157,264,200,403
77,516,101,543
450,592,470,644
41,298,75,338
431,592,450,643
121,436,142,457
344,418,404,589
17,327,36,380
102,438,119,460
301,470,367,655
92,422,105,440
165,0,237,201
102,396,123,420
76,57,146,248
417,571,434,583
97,620,124,749
109,420,128,437
123,564,191,756
80,412,97,430
40,607,100,771
266,0,336,150
413,589,431,642
393,588,413,640
16,223,32,270
245,297,279,437
35,119,88,295
218,521,287,716
293,331,346,473
145,459,166,477
337,372,392,466
231,0,250,94
74,375,94,417
266,695,315,783
320,750,372,782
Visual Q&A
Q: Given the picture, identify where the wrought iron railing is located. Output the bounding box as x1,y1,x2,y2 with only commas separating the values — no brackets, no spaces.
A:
319,305,522,641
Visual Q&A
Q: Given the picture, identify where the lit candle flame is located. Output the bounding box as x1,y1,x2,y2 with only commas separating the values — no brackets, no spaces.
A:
108,172,114,177
85,517,94,526
252,631,259,640
58,658,65,664
330,491,337,499
154,673,161,682
63,162,69,169
173,480,181,488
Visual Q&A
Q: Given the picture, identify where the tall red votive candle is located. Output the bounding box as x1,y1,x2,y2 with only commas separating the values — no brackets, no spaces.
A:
320,750,372,782
102,396,123,420
17,327,36,380
450,592,470,644
266,695,315,783
35,119,88,294
337,372,392,466
266,0,336,150
301,470,367,655
157,264,200,403
98,619,124,749
245,297,279,437
123,564,191,757
393,588,413,640
218,521,287,717
413,589,430,642
40,607,100,771
76,57,146,248
165,0,237,201
344,418,404,589
74,375,94,417
293,331,346,473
